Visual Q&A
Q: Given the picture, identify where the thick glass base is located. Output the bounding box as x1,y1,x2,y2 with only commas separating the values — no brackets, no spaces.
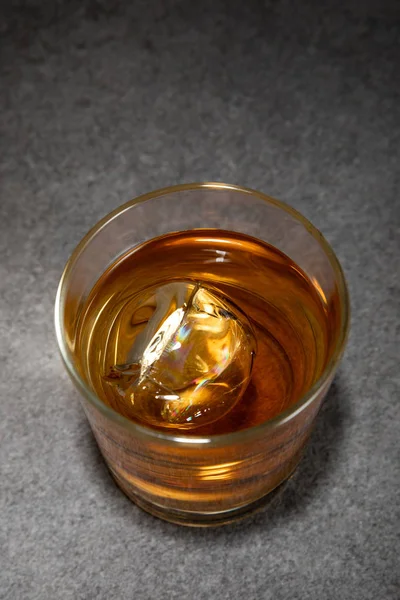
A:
111,469,293,527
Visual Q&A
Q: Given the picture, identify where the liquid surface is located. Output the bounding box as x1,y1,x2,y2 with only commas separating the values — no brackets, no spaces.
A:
76,230,335,435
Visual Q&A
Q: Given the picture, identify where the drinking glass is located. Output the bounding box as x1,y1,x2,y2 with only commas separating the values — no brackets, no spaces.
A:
55,183,349,526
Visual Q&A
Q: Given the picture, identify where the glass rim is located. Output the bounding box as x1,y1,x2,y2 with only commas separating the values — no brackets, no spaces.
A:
54,182,350,448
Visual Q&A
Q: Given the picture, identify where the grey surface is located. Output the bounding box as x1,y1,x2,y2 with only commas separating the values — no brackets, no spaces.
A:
1,1,399,599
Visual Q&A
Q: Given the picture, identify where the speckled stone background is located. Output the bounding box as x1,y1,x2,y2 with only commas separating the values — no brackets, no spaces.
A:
1,1,399,598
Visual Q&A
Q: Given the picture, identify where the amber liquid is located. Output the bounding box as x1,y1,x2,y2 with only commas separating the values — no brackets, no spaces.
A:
76,229,336,436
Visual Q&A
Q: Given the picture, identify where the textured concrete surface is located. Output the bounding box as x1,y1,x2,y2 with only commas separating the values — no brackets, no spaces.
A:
1,1,399,599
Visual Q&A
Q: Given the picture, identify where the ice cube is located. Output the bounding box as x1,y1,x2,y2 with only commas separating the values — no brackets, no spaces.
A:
105,282,256,429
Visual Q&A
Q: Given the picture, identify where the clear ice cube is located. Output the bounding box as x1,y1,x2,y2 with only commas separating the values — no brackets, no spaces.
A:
105,282,256,429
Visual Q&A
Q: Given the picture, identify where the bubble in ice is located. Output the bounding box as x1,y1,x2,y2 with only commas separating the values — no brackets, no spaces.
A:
104,282,256,429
